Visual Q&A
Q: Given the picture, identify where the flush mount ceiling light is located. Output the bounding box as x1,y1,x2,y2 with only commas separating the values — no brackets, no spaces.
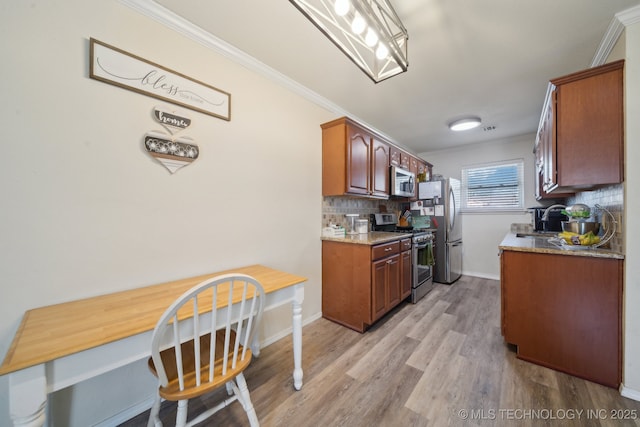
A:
448,116,482,131
289,0,408,83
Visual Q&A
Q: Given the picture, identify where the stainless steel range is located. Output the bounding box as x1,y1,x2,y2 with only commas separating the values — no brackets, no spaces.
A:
371,214,435,303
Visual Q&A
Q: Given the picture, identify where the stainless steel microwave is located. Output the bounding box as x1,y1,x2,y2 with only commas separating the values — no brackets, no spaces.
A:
390,165,415,197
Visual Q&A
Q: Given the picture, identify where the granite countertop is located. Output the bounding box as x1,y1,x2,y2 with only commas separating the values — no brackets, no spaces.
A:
321,231,413,245
499,232,624,260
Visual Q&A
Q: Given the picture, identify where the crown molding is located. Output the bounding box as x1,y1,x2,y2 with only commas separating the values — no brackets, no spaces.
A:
592,4,640,66
118,0,401,145
617,3,640,26
119,0,346,115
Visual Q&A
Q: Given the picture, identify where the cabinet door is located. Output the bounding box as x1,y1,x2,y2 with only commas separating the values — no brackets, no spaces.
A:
400,249,412,299
372,258,388,320
390,146,401,167
346,125,371,195
372,254,400,321
536,100,573,199
542,93,557,192
400,152,411,170
371,138,390,197
555,66,623,187
534,141,544,200
387,255,401,308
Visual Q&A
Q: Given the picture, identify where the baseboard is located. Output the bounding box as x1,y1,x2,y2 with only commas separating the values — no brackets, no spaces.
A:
462,271,500,281
94,396,156,427
261,312,323,347
620,384,640,402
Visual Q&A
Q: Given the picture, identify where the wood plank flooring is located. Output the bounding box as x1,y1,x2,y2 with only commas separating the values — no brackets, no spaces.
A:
120,276,640,426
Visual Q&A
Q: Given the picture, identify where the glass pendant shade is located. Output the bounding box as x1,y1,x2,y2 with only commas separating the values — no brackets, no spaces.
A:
290,0,409,83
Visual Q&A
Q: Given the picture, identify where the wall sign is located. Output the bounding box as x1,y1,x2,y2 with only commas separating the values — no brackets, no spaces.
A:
89,38,231,121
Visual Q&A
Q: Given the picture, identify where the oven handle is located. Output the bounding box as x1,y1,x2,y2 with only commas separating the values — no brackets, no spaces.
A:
414,242,430,249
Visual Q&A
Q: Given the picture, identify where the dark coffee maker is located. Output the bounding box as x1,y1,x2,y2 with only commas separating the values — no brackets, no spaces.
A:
530,207,568,232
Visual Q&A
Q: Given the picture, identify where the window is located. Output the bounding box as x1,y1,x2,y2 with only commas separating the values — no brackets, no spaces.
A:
461,159,524,212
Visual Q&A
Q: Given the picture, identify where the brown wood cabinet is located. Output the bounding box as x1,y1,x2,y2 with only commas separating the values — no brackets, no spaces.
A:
323,117,432,200
390,146,402,167
500,250,622,388
322,117,389,198
400,239,412,300
539,60,624,195
322,239,405,332
400,152,411,170
535,97,573,200
417,161,432,182
372,249,400,321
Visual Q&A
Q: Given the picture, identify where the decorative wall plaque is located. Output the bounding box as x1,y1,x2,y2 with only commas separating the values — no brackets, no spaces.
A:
144,132,198,174
145,107,198,174
90,38,231,121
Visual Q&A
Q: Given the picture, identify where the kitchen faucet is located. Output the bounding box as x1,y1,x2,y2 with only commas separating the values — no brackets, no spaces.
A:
542,204,566,221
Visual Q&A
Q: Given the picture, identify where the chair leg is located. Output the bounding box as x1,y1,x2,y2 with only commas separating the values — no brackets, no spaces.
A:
235,373,259,427
147,392,162,427
175,399,188,427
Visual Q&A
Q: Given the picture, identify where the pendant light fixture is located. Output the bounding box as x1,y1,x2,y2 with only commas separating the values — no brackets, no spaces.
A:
289,0,409,83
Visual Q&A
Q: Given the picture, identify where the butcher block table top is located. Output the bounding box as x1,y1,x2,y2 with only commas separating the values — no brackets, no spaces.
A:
0,264,307,375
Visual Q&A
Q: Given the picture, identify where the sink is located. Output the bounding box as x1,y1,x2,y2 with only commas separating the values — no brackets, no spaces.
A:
515,232,590,250
515,232,555,238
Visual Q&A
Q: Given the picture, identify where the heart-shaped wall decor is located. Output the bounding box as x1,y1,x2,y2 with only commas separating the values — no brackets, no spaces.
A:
144,132,199,174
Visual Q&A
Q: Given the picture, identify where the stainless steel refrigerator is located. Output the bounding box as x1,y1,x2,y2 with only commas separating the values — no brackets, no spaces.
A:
418,178,462,284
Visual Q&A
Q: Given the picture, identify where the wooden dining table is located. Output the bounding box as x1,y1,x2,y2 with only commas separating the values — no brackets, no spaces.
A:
0,264,307,427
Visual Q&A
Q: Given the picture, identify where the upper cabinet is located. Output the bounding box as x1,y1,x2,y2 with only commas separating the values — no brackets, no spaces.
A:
535,97,573,200
322,117,389,198
322,117,429,199
537,60,624,197
390,146,402,167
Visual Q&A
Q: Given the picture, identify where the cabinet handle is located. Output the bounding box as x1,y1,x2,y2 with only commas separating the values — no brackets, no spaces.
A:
387,259,394,264
385,247,393,251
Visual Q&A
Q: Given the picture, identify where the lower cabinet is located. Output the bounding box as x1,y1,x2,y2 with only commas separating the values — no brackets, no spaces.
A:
322,239,405,332
372,252,400,321
500,250,622,388
400,238,412,300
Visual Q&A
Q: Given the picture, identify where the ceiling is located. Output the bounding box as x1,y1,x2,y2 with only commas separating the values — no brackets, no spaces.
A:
153,0,640,153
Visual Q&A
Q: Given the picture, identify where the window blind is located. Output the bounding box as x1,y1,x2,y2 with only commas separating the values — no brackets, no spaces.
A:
461,159,524,211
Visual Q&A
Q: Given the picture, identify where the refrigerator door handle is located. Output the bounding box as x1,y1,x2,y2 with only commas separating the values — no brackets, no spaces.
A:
449,187,456,233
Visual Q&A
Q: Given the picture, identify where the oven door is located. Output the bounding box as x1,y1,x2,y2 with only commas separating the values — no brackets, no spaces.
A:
413,240,434,288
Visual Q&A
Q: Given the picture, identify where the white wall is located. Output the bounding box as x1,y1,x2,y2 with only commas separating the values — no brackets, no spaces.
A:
420,133,541,279
623,19,640,400
0,1,333,425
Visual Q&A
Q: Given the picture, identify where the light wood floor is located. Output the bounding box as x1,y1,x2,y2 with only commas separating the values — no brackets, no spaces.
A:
121,276,640,426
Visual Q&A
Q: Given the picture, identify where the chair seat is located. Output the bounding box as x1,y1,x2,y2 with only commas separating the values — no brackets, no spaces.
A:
148,330,253,401
147,273,264,427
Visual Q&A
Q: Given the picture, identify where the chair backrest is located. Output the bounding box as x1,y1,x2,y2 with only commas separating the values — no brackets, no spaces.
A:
150,273,265,397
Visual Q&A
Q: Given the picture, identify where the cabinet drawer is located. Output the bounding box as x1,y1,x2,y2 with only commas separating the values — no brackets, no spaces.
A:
372,241,400,260
400,238,412,252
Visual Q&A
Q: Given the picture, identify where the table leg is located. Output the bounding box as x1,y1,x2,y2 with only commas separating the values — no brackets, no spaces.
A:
9,364,47,427
292,284,304,390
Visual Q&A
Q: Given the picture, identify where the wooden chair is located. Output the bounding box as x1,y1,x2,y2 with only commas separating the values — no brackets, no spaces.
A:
147,273,265,427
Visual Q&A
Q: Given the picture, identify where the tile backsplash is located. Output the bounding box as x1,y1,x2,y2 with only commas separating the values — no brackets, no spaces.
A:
324,184,625,253
322,196,404,229
566,183,624,252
